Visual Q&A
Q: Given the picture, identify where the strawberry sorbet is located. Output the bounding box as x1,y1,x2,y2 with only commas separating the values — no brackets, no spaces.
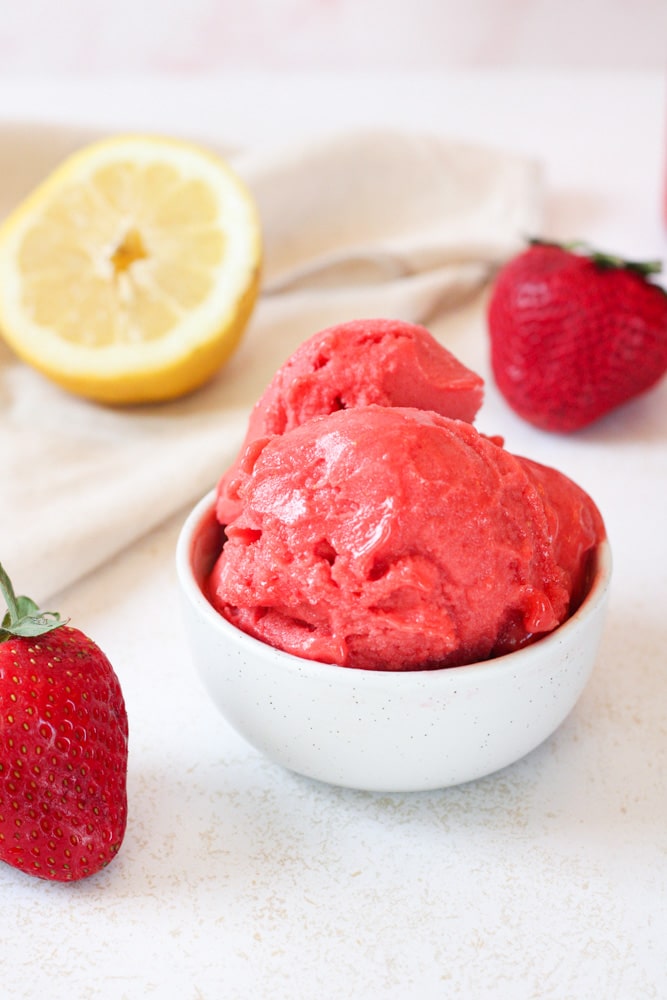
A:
216,318,483,524
207,318,605,671
208,407,603,670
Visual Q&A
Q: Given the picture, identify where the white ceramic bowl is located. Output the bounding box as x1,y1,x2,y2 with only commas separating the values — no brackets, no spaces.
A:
176,489,612,792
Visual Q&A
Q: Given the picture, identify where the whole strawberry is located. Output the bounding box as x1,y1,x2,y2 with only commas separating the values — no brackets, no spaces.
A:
0,563,128,881
488,240,667,431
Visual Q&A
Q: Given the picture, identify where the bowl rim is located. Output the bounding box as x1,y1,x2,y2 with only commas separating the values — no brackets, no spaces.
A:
176,488,612,688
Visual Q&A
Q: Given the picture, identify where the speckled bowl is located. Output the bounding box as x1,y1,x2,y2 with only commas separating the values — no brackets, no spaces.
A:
176,489,612,792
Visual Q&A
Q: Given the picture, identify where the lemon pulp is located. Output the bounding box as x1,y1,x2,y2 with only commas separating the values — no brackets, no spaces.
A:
0,135,262,403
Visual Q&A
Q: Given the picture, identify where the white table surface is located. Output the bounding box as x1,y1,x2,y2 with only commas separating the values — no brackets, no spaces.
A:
1,71,666,1000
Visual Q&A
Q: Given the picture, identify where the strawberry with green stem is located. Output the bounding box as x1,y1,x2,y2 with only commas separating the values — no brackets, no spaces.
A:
0,563,128,881
488,239,667,432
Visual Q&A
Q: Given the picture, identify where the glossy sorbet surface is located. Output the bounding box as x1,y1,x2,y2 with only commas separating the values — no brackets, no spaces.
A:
206,319,605,671
216,318,484,524
208,405,603,670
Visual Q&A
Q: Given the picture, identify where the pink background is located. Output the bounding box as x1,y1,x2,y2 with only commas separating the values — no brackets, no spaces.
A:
1,0,665,75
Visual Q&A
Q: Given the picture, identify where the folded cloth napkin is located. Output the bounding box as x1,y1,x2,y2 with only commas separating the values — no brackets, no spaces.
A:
0,123,543,601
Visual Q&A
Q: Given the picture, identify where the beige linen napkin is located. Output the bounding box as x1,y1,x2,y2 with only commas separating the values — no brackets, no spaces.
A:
0,124,543,601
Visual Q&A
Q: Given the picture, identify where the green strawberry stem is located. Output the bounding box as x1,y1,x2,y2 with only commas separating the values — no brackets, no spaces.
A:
0,562,67,641
529,237,663,279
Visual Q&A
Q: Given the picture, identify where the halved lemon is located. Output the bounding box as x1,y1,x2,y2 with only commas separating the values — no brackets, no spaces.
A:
0,134,262,403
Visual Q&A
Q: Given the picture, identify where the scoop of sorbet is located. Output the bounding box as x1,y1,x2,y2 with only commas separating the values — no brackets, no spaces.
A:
208,406,604,671
216,318,484,524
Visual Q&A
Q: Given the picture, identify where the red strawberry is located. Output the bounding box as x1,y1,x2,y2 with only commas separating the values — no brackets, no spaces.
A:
0,563,128,882
488,240,667,432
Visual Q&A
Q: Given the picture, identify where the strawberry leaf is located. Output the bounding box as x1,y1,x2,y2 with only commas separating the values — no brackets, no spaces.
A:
0,562,67,642
528,237,664,281
13,594,41,617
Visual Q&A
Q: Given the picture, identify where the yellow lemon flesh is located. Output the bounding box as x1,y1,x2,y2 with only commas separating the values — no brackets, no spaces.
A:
0,135,262,404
